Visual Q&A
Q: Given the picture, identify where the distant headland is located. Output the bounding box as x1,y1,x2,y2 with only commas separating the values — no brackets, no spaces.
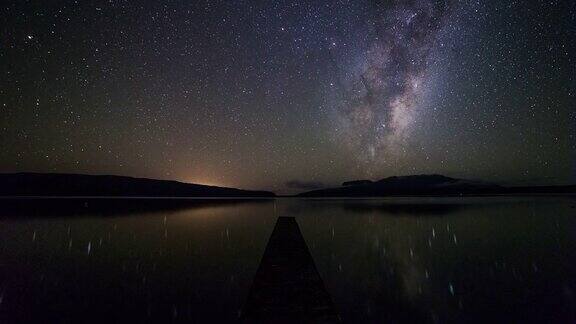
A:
0,173,275,198
297,174,576,197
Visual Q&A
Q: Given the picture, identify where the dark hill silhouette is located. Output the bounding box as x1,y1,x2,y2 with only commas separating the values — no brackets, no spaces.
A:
0,173,275,197
342,180,373,186
298,174,576,197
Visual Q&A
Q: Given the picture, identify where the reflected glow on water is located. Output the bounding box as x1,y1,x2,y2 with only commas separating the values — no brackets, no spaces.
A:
0,197,574,323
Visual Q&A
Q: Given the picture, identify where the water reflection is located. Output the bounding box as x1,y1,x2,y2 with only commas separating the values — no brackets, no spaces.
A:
296,197,576,323
0,199,277,323
0,197,274,218
0,197,574,323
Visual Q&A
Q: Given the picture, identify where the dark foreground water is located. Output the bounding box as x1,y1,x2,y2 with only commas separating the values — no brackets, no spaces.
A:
0,197,575,323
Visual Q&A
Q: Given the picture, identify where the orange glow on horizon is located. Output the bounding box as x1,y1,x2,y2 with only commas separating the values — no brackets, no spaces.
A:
178,174,232,188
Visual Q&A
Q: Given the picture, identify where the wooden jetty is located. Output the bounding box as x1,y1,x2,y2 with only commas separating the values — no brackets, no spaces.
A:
241,217,340,323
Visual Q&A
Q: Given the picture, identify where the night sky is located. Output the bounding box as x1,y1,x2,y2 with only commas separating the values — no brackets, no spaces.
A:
1,0,574,193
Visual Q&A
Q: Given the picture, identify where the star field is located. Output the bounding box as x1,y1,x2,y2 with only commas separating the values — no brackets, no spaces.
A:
0,0,574,193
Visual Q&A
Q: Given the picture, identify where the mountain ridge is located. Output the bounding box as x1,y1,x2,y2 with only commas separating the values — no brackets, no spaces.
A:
0,173,275,197
298,174,575,197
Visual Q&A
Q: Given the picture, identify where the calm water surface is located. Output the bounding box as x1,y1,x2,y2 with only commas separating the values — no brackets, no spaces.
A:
0,197,574,323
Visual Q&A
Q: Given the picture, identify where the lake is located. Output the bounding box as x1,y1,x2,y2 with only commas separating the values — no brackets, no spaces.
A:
0,197,574,323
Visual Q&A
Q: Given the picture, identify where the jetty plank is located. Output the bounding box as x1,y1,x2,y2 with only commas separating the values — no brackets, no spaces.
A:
242,217,340,323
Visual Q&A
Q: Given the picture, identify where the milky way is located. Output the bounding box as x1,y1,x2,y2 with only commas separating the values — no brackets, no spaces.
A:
330,0,452,169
